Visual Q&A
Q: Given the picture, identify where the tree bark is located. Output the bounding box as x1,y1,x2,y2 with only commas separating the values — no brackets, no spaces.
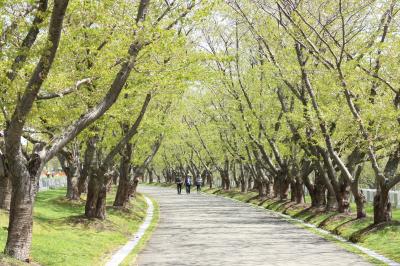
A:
113,141,133,208
326,189,338,211
239,163,247,193
148,168,154,183
292,178,305,204
78,136,98,197
258,180,267,200
337,182,351,213
0,152,11,210
240,178,247,193
307,173,326,208
4,161,38,261
0,174,11,210
373,188,391,224
279,174,290,200
86,168,114,219
354,192,366,219
57,149,80,200
85,171,108,219
266,181,274,198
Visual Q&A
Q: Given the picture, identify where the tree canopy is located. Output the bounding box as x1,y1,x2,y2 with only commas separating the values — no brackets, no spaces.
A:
1,0,400,262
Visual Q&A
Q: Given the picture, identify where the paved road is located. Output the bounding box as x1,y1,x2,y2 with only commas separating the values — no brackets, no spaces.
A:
136,186,370,266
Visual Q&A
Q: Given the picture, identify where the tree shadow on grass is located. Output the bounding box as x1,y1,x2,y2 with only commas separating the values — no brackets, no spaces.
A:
349,221,400,243
258,198,272,206
245,195,260,203
292,206,314,218
332,218,360,235
291,207,326,222
304,211,325,223
276,201,294,211
280,202,298,215
265,199,286,210
317,212,341,228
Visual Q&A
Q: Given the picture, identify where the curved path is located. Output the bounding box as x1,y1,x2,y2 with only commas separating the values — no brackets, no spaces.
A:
137,186,370,266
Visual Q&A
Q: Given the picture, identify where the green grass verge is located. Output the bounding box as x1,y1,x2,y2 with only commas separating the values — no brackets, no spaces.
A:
199,187,400,264
0,187,148,266
120,197,160,266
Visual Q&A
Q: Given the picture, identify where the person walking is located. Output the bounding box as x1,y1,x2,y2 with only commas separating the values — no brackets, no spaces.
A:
196,176,203,193
185,175,192,194
176,176,183,194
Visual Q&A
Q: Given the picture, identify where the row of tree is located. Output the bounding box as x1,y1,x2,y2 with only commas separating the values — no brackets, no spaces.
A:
2,0,400,262
0,0,210,261
157,0,400,231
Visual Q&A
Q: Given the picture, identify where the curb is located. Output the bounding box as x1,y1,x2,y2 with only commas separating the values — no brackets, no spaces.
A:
105,195,154,266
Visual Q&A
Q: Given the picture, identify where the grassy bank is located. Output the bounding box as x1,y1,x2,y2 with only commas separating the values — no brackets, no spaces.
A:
200,187,400,264
0,188,148,266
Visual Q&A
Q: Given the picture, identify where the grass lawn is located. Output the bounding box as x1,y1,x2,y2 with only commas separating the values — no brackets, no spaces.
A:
199,187,400,264
0,187,148,266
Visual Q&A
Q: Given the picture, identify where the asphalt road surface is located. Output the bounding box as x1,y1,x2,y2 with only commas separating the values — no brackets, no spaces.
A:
136,185,370,266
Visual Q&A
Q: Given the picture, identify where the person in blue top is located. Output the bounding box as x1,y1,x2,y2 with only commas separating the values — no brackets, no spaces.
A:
185,175,192,194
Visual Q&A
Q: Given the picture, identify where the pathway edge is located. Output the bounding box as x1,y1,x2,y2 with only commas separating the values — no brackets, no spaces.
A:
105,195,155,266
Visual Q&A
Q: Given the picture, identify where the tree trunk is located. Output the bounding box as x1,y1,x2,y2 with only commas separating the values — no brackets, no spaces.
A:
78,136,98,197
351,179,366,219
273,176,279,197
252,178,259,191
0,174,11,210
266,181,274,198
85,171,107,219
4,152,42,261
207,173,212,189
309,175,326,209
373,188,391,224
240,178,247,192
85,172,100,218
148,168,154,183
337,183,351,213
258,180,267,200
220,170,230,190
114,142,132,208
310,188,326,208
95,182,107,220
293,178,305,204
57,152,80,201
0,153,11,209
66,175,79,200
247,176,252,192
354,192,366,219
279,177,290,200
113,173,119,185
130,176,140,197
307,172,326,208
77,173,88,197
290,180,296,202
326,189,338,211
114,177,131,207
5,173,36,261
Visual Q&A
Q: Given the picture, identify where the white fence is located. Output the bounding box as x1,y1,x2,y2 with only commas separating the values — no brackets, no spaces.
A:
38,176,67,191
214,179,400,208
359,189,400,208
